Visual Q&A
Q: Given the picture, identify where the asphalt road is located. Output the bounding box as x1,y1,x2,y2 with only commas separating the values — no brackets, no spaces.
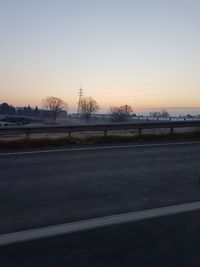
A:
0,142,200,234
1,210,200,267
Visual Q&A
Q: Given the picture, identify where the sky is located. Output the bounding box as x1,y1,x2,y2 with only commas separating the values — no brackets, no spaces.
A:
0,0,200,114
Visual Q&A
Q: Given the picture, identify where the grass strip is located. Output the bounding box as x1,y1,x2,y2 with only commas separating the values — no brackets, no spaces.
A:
0,131,200,150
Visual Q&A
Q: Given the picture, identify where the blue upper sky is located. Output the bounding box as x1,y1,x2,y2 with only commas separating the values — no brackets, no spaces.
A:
1,0,200,114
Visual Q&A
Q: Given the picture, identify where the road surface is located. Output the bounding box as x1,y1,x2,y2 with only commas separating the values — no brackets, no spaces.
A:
1,142,200,266
0,142,200,234
1,210,200,267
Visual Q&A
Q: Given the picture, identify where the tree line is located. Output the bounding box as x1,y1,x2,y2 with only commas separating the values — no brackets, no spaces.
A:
0,96,170,122
42,96,135,122
0,103,40,117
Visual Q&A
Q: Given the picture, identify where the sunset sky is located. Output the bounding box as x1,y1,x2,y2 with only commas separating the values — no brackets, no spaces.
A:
1,0,200,114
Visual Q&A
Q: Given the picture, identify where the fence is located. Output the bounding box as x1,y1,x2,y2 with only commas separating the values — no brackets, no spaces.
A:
69,113,200,122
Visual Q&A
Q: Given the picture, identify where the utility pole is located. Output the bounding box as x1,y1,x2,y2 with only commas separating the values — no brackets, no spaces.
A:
77,87,84,114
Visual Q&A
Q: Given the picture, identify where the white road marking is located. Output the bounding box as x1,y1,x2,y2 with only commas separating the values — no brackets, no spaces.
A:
0,141,200,156
1,201,200,246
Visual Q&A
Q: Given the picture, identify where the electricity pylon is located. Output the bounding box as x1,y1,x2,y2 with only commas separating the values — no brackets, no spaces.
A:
77,87,84,114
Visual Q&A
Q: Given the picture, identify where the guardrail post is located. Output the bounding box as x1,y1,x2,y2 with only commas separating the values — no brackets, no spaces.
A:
104,130,107,137
170,128,174,134
139,128,142,135
68,131,71,137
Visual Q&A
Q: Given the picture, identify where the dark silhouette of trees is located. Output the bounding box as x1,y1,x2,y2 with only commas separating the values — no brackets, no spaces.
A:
20,106,31,116
43,96,68,121
0,102,42,118
0,103,16,115
0,103,10,114
34,106,39,117
80,97,99,122
17,106,40,117
110,105,133,122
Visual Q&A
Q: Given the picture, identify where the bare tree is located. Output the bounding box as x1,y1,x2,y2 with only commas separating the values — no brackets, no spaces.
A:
80,97,99,122
43,96,67,121
110,105,133,122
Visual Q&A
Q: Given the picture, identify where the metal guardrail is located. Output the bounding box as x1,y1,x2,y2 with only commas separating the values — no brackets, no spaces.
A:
0,120,200,137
